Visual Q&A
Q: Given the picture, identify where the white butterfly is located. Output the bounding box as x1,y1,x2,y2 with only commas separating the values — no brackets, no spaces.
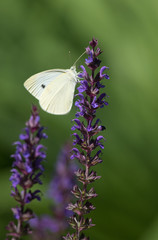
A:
24,52,86,115
24,66,79,115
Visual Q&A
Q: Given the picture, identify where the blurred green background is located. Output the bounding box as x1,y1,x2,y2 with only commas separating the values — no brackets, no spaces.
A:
0,0,158,239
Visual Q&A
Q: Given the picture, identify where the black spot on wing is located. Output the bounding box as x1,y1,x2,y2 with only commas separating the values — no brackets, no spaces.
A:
42,84,45,88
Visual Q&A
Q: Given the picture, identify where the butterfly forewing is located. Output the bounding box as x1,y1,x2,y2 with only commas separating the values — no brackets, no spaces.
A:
39,70,77,115
24,69,65,100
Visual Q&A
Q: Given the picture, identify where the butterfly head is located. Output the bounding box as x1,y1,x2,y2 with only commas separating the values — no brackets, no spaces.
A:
70,65,76,71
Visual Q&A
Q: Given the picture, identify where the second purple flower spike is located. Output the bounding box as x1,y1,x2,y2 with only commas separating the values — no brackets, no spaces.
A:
6,106,47,240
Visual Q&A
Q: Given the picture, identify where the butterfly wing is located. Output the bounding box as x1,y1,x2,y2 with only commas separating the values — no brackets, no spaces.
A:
24,69,65,100
39,70,77,115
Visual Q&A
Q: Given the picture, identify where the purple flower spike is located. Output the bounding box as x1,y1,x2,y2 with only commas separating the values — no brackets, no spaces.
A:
64,38,109,240
6,105,47,240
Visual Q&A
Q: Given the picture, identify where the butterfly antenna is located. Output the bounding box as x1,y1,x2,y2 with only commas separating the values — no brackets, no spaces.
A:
73,51,86,66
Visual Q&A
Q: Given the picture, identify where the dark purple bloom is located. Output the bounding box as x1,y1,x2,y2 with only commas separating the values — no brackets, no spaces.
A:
89,38,98,48
48,143,76,204
30,215,60,233
64,38,109,240
6,105,47,240
24,190,41,203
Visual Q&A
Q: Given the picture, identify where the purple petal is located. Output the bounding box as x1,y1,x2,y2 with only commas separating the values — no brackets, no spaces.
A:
86,46,91,54
78,65,87,78
91,96,99,108
98,93,106,102
96,136,104,142
96,81,105,88
73,119,82,126
10,169,21,188
11,207,21,220
35,144,46,159
77,80,89,93
24,162,32,173
19,128,30,140
100,66,109,79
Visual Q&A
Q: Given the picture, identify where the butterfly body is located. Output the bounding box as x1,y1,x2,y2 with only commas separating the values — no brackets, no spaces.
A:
24,66,79,115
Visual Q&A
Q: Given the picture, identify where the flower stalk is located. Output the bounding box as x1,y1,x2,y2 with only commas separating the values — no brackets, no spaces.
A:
6,106,47,240
64,38,109,240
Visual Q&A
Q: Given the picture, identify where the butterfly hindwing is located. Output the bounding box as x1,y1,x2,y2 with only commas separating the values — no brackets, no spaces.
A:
39,70,77,115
